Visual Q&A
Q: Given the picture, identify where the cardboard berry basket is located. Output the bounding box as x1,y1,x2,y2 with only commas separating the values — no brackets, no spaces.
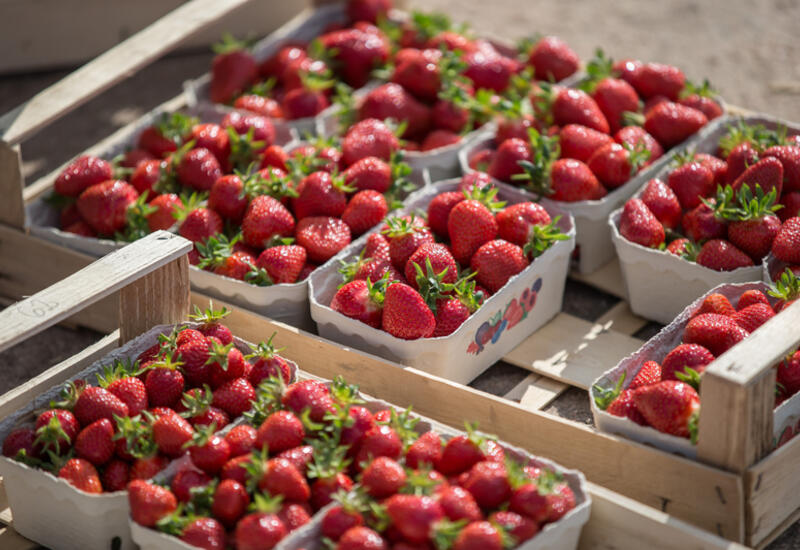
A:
590,281,799,458
609,113,800,324
459,132,680,275
308,178,576,385
130,379,590,550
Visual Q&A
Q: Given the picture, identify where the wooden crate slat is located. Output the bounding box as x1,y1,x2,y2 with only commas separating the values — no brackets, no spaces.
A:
569,258,627,299
519,377,565,410
595,301,649,335
192,293,746,541
502,312,644,389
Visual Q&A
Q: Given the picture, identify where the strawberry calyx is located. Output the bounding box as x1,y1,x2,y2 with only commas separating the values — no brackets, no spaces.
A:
381,407,420,450
671,149,699,168
189,304,231,324
679,240,700,262
96,359,139,388
330,376,366,409
211,32,254,55
299,69,336,93
115,192,158,242
250,491,284,514
431,518,469,550
332,486,371,514
515,33,542,59
461,182,507,213
400,463,444,496
331,82,357,131
184,421,218,450
680,79,717,100
531,82,558,125
592,372,626,410
179,385,215,419
244,447,271,493
414,258,455,313
246,77,277,98
246,333,285,361
706,184,781,222
621,141,652,176
33,414,72,455
245,375,287,427
205,341,235,371
155,112,199,147
196,233,239,270
769,268,800,303
170,191,208,223
49,380,86,411
382,214,426,238
675,366,703,392
227,127,266,172
452,273,484,313
114,413,157,459
512,127,561,199
155,504,193,537
307,439,351,480
717,120,784,157
411,10,462,41
240,165,298,200
523,216,569,259
147,352,185,374
687,410,700,445
578,48,616,93
386,152,416,208
338,249,369,285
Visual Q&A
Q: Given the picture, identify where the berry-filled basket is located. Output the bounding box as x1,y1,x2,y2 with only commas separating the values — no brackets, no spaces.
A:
590,279,800,459
609,113,800,324
129,375,590,550
308,178,575,384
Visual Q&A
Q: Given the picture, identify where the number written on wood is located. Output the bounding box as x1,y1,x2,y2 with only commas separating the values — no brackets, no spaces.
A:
15,298,59,318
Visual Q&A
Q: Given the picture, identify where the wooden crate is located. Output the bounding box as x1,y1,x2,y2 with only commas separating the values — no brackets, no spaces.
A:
0,0,797,547
0,233,746,550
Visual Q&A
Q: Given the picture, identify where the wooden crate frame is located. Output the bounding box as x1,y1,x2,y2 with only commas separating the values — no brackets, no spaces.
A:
0,0,796,547
0,233,745,550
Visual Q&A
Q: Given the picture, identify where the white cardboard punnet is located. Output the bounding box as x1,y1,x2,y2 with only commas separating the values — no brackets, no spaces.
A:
309,179,575,384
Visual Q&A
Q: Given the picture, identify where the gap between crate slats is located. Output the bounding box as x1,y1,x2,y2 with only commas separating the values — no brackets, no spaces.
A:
570,258,628,299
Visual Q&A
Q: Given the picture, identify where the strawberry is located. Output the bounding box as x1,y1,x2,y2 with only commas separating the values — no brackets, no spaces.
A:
382,216,434,271
777,351,800,395
437,433,484,476
254,244,307,284
76,180,138,235
427,191,465,238
293,171,350,219
605,389,647,425
282,86,330,119
448,193,501,265
509,481,548,523
527,36,579,82
421,130,462,151
432,282,481,337
213,378,256,418
364,233,391,261
731,157,784,197
344,157,393,193
462,460,511,509
487,138,531,182
696,239,754,271
190,123,231,167
452,521,503,550
234,511,287,550
74,418,115,466
260,144,289,171
178,207,224,244
731,303,775,333
462,49,516,93
235,94,284,118
152,413,193,457
322,505,364,541
544,86,610,134
206,341,247,388
633,381,699,439
779,192,800,222
549,158,607,201
619,198,665,248
640,178,681,229
341,405,376,450
342,119,400,166
259,457,311,501
207,174,247,221
643,102,707,148
591,78,641,134
223,111,275,148
120,148,155,168
720,187,782,262
256,410,305,453
241,195,295,249
696,293,735,317
614,126,664,164
180,517,226,549
177,147,223,192
145,356,185,407
210,35,257,104
2,428,37,459
146,193,182,231
171,468,211,502
737,289,770,310
71,384,130,426
490,511,539,543
296,216,352,263
247,339,292,387
559,124,614,163
282,380,335,422
101,459,130,492
128,479,177,526
337,526,388,550
130,454,170,480
343,190,389,236
667,160,715,209
189,428,231,475
311,473,354,511
629,360,662,389
470,240,529,294
361,456,406,498
391,48,442,102
684,313,749,356
763,145,800,192
58,458,102,494
279,502,311,531
348,0,391,23
355,424,402,465
385,495,444,543
321,27,389,88
224,425,256,458
98,366,148,417
587,142,650,189
405,243,457,289
359,83,431,140
439,485,482,522
631,62,685,100
382,283,436,340
54,155,113,197
432,98,470,133
681,201,727,242
773,217,800,263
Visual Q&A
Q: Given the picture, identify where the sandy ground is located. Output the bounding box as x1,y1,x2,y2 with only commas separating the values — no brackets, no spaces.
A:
1,0,799,546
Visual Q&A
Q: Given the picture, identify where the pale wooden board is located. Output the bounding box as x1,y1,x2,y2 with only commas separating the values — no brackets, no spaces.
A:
502,312,644,389
520,377,566,410
0,145,23,229
570,258,627,299
0,0,253,146
595,301,649,336
0,231,190,352
503,372,545,401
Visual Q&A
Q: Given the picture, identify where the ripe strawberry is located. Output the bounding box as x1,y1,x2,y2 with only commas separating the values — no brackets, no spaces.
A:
547,87,610,134
359,83,431,140
180,517,226,549
171,468,211,502
282,380,335,422
256,410,305,453
189,429,231,475
696,239,754,271
101,459,130,492
385,495,444,543
643,102,708,148
667,160,715,209
344,157,393,193
439,485,483,522
779,192,800,222
332,279,386,329
223,111,275,148
437,434,485,476
34,408,79,456
58,458,102,494
728,212,781,264
449,199,500,266
120,148,155,168
487,138,531,182
590,77,641,134
509,482,548,522
282,86,330,119
210,35,257,104
311,473,354,511
322,505,364,541
247,339,292,387
72,385,130,426
382,283,436,339
220,425,255,459
178,207,224,244
559,124,614,163
427,192,465,238
355,424,402,465
76,180,138,235
405,243,458,289
731,303,775,333
74,418,115,466
548,158,607,201
629,360,661,389
527,36,579,82
640,178,681,229
633,381,699,438
391,48,442,102
321,27,390,88
462,460,511,509
619,198,665,248
421,130,462,151
295,216,352,263
432,98,470,134
605,389,647,425
152,413,193,457
338,526,388,550
471,240,529,294
2,428,37,459
361,456,406,498
54,156,113,197
614,126,664,164
234,94,284,118
696,293,735,317
631,62,685,100
666,238,689,256
130,454,170,480
462,49,516,93
213,378,256,418
241,195,295,249
343,190,389,236
235,511,287,550
342,119,400,166
777,351,800,395
348,0,391,23
260,144,289,171
189,123,231,167
490,511,539,543
206,342,247,388
254,244,307,284
452,521,503,550
364,233,391,261
145,359,185,407
684,313,749,356
681,201,727,242
587,142,650,189
341,405,376,450
279,502,311,531
732,157,784,197
259,457,311,501
128,480,177,527
177,147,223,192
773,217,800,263
207,174,246,222
738,289,770,310
763,145,800,192
293,171,349,219
146,193,182,232
382,216,434,270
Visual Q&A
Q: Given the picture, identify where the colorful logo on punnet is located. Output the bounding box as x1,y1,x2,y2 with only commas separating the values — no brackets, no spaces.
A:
467,278,542,355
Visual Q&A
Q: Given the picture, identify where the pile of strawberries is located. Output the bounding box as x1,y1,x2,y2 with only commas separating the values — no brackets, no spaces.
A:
49,106,416,286
1,308,292,494
618,121,800,271
209,0,583,152
128,374,577,550
594,271,800,441
466,50,721,202
329,173,568,339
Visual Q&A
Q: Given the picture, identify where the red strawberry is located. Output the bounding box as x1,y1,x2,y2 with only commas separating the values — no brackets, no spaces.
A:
341,405,376,450
279,502,311,531
427,191,465,238
101,459,130,492
640,178,681,229
171,468,211,503
295,216,352,263
661,343,715,381
462,49,516,93
235,512,287,550
190,123,231,167
73,385,130,426
437,435,484,476
696,293,736,317
120,149,155,169
152,413,193,457
490,511,539,543
147,193,182,232
605,389,647,425
738,289,770,310
181,517,226,549
439,485,482,522
404,243,458,289
241,195,295,249
359,83,431,140
293,171,350,219
355,424,402,465
548,158,607,201
631,63,685,100
763,145,800,192
629,360,661,389
282,380,335,422
208,174,247,222
587,142,649,189
545,87,609,134
234,94,284,118
779,192,800,222
251,245,305,285
322,505,364,541
773,217,800,263
619,198,665,248
282,86,330,119
128,479,177,526
448,199,499,265
633,381,699,438
58,458,102,493
76,180,138,235
225,425,257,457
210,37,257,104
527,36,579,82
432,98,470,133
462,460,511,509
364,233,391,261
728,213,781,264
681,201,727,242
614,126,664,164
260,144,289,171
130,454,170,480
559,124,614,163
381,283,436,339
145,359,185,407
696,239,754,271
361,456,407,498
337,526,388,550
342,119,400,166
667,160,715,209
421,130,462,151
344,157,393,193
405,431,442,469
777,351,800,395
179,207,224,244
684,313,749,356
34,408,79,455
259,457,311,501
391,48,442,102
178,148,223,192
54,156,113,197
731,303,775,333
222,111,275,148
643,102,707,148
470,240,529,294
452,521,503,550
667,238,689,256
385,495,444,544
382,216,434,271
321,27,390,88
74,418,115,466
189,429,231,475
348,0,391,23
591,77,641,134
487,138,531,182
2,428,37,459
343,190,389,236
213,378,256,418
311,473,354,511
509,482,547,522
731,157,784,197
256,410,305,454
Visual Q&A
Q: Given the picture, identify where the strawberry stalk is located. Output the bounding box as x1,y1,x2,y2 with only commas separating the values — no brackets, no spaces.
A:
523,216,569,259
